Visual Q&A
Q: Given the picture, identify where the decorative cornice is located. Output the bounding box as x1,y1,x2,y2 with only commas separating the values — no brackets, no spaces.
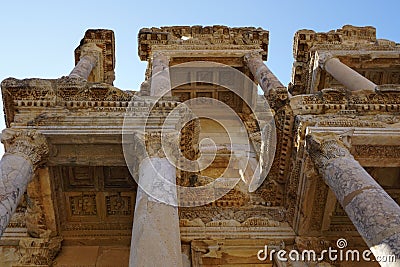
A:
289,88,400,115
138,25,269,61
1,129,49,167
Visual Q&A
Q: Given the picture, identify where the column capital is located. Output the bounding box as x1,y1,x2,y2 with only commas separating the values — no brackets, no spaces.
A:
128,131,180,164
69,43,103,81
80,43,102,59
244,51,287,101
1,129,49,168
147,131,179,159
306,131,353,170
244,51,263,62
152,51,170,63
316,51,334,69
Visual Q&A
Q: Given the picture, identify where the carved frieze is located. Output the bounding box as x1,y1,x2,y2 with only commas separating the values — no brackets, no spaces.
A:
138,25,269,61
353,145,400,159
0,77,187,127
291,89,400,115
18,236,62,266
179,206,286,225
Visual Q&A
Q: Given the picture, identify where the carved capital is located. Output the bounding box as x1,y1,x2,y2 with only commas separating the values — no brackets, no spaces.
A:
69,43,103,81
145,131,180,159
127,131,180,172
317,51,334,69
80,42,102,60
244,51,263,63
244,51,287,101
18,236,62,266
1,129,49,168
306,132,353,170
152,51,170,66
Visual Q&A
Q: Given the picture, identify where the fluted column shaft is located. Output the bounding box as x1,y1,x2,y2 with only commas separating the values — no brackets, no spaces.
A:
244,52,285,95
150,52,171,97
306,133,400,266
0,129,48,237
318,52,377,92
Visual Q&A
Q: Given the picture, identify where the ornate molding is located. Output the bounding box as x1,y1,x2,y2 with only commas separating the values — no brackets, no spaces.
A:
18,236,62,266
290,88,400,115
1,77,185,126
179,206,287,225
138,25,269,61
1,129,48,168
353,145,400,159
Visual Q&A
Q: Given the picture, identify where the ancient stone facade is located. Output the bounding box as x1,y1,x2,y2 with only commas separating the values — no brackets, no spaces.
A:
0,25,399,266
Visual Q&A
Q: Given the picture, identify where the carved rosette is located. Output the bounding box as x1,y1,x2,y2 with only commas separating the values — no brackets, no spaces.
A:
1,129,49,169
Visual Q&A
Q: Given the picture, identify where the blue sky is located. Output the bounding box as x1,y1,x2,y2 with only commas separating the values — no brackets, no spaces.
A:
0,0,399,136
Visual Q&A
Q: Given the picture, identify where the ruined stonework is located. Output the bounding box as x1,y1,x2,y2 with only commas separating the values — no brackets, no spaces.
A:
0,25,399,266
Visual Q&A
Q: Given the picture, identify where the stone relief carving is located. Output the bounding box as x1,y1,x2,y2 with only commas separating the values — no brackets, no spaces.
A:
179,206,286,225
18,236,62,266
306,132,352,170
138,25,269,60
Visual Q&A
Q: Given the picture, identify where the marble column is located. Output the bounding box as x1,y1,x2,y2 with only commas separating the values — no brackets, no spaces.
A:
318,52,377,92
129,134,182,267
150,52,171,97
0,129,48,237
244,52,285,95
69,43,102,80
306,132,400,265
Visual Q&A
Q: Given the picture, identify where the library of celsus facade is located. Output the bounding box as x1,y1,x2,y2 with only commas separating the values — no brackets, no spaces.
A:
0,25,399,266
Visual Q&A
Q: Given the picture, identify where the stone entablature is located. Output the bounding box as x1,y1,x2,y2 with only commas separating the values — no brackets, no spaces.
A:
138,25,269,61
290,87,400,115
0,77,187,128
